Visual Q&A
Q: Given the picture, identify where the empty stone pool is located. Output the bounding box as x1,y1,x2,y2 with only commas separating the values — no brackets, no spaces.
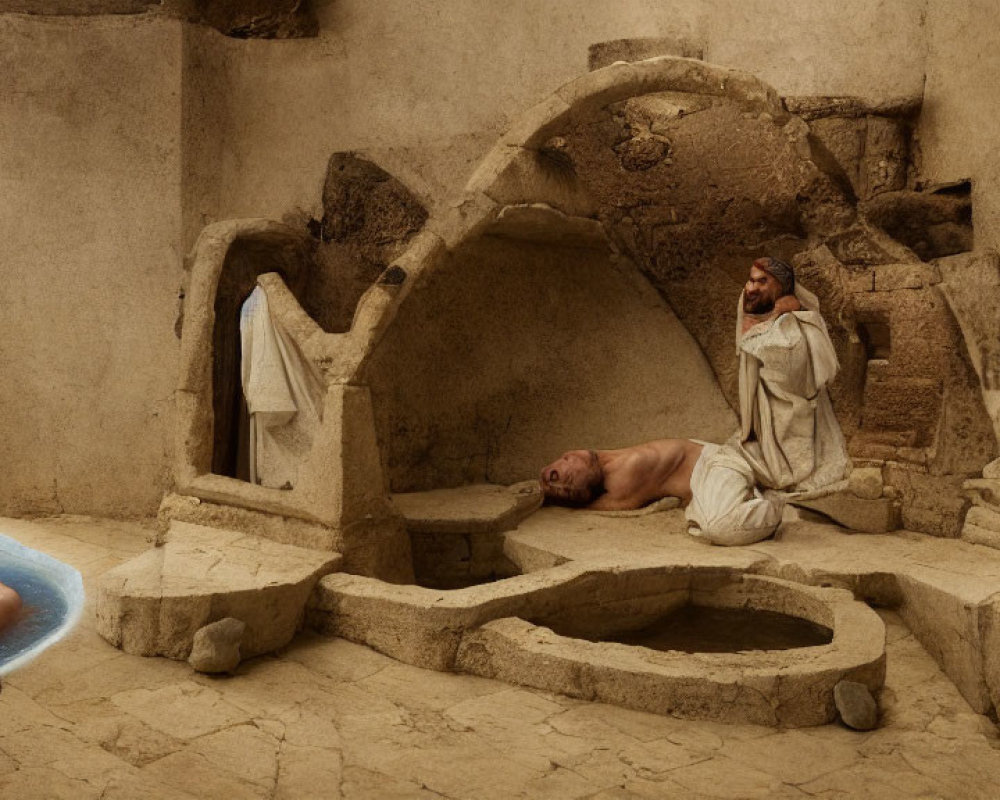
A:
310,562,885,726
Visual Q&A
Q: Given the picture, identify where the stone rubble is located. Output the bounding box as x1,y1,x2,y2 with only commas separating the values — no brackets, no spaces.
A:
188,618,246,674
833,680,879,730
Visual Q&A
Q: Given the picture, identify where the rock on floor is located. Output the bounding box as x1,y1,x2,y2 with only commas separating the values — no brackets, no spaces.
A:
834,679,879,730
188,617,246,673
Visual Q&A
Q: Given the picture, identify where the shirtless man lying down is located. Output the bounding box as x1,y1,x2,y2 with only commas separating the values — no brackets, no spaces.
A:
540,438,784,545
539,439,703,511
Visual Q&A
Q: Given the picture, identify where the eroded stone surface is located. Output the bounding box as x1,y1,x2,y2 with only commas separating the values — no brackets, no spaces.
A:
391,482,542,534
791,491,900,533
5,516,1000,799
849,467,884,499
96,521,341,660
834,680,879,730
587,37,704,70
305,152,428,333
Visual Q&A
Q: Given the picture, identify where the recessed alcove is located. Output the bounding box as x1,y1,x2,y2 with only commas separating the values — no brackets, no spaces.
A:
362,221,737,493
209,231,312,480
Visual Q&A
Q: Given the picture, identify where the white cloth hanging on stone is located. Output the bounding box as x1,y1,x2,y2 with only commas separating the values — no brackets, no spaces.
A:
239,286,324,489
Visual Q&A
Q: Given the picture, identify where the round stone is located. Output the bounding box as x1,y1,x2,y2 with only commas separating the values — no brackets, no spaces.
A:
834,680,878,730
188,617,246,674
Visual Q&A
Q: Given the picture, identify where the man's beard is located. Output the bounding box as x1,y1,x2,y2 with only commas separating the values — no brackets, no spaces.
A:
743,294,775,315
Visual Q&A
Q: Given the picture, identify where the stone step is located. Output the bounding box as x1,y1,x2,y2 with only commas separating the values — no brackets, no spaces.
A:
390,482,542,535
790,491,901,533
961,504,1000,550
96,521,341,661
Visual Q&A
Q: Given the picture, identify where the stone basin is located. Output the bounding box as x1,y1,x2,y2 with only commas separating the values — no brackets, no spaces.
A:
310,563,885,726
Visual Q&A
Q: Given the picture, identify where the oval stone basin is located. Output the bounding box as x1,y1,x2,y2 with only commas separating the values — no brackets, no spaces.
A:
313,563,885,727
455,572,885,727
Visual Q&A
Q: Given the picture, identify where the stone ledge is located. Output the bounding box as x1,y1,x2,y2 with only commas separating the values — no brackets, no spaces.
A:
391,482,542,535
587,37,704,71
783,95,922,121
790,492,901,533
96,521,341,660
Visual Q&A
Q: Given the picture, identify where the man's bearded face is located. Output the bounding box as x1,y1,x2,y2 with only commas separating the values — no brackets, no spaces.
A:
743,265,784,315
540,450,601,506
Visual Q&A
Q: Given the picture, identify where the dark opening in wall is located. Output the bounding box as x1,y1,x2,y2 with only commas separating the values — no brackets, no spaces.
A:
211,235,310,480
862,183,973,260
858,320,891,361
930,180,973,197
303,153,427,333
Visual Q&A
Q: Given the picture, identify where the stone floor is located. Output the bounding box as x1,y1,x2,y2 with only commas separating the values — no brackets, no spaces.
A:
3,515,1000,799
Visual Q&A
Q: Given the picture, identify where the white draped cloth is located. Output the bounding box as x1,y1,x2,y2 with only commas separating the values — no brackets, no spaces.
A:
239,286,324,489
734,283,850,493
686,284,849,546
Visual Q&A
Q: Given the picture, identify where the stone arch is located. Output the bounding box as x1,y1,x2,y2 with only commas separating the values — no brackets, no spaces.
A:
169,56,995,548
345,56,994,528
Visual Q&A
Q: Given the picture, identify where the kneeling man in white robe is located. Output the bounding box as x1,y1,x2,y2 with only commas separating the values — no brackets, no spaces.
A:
685,257,850,545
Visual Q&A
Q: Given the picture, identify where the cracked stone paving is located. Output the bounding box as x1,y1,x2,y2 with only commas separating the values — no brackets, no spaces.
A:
3,516,1000,799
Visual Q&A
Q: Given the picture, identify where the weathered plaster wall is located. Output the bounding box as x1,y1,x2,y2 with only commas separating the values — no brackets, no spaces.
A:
918,0,1000,252
365,236,737,491
915,0,1000,451
0,15,182,516
190,0,928,238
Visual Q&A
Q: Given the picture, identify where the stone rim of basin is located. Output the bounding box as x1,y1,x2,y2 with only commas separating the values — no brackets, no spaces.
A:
313,565,886,726
454,574,885,727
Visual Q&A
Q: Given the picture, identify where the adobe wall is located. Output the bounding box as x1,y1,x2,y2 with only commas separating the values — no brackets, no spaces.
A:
916,0,1000,456
0,15,182,516
919,0,1000,251
193,0,928,229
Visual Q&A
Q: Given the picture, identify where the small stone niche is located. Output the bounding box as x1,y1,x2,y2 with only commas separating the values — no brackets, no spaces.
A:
859,319,891,361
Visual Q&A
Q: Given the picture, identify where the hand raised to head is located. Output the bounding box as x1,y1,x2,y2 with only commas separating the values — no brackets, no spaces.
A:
773,294,802,315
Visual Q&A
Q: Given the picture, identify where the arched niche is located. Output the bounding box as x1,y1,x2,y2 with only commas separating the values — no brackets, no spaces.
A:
360,209,737,492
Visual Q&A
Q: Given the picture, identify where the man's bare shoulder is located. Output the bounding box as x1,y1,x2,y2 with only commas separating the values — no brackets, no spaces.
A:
633,438,697,459
612,440,701,479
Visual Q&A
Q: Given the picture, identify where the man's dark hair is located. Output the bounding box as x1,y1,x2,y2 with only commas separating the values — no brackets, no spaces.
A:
753,256,795,296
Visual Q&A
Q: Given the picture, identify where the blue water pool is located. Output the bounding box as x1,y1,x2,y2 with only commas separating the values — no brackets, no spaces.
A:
0,533,84,676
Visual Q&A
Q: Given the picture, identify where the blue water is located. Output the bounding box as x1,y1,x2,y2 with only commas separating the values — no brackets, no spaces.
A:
0,533,83,676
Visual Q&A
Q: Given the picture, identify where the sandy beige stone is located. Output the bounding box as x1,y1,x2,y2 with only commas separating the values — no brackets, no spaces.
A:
96,522,341,660
791,491,900,533
110,681,251,740
391,482,542,535
849,466,885,499
8,517,1000,800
